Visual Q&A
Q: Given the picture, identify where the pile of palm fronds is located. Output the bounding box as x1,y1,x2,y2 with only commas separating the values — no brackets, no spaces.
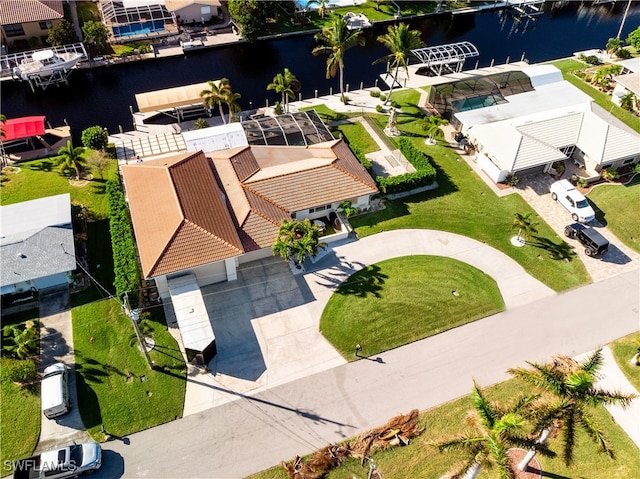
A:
281,409,423,478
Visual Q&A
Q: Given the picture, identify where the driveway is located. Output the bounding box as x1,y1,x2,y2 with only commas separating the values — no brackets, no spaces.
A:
176,230,554,418
515,174,639,282
37,288,91,452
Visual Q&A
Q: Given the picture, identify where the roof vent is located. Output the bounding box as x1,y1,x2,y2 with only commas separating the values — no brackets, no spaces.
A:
17,253,26,259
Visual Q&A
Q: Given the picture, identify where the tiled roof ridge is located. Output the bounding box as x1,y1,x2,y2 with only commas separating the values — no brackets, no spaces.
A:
329,142,377,189
0,0,63,25
242,184,290,218
184,218,244,254
147,222,183,278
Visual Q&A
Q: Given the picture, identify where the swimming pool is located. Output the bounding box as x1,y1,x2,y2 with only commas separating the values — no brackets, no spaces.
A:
112,20,166,38
294,0,367,11
451,95,504,112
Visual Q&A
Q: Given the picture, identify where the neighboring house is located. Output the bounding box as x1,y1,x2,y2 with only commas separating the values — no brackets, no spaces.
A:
98,0,177,42
120,139,378,299
0,0,64,51
611,58,640,110
0,193,76,302
164,0,220,25
455,65,640,183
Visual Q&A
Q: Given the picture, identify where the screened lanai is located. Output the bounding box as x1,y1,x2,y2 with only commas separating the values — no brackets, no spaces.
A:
242,110,333,147
427,70,536,125
98,0,176,40
411,42,479,76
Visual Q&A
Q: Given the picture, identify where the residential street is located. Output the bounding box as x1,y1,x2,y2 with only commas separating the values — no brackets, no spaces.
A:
95,269,639,479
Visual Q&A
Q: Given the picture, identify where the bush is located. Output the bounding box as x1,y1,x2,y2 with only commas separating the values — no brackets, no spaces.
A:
633,163,640,174
506,174,519,186
81,126,108,150
375,105,383,113
576,177,588,188
3,358,38,384
348,143,373,172
615,48,632,59
583,55,601,66
602,168,620,181
194,118,210,129
376,138,436,194
340,95,350,104
379,94,387,102
369,89,381,98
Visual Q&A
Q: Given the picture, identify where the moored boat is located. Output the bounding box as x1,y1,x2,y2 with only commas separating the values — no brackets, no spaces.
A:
12,49,83,80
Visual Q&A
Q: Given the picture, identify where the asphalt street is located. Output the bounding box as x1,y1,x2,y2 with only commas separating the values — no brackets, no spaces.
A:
95,269,639,479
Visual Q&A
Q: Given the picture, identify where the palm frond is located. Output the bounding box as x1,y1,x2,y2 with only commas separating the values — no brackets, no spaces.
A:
578,410,614,458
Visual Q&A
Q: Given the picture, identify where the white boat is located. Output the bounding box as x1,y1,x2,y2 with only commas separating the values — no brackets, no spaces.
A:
344,12,372,30
12,50,83,80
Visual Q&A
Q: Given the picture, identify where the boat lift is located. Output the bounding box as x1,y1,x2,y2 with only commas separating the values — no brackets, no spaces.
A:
3,42,87,92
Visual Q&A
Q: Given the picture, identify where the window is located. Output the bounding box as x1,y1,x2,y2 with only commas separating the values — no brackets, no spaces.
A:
308,204,331,214
39,20,53,30
622,158,635,165
4,23,25,37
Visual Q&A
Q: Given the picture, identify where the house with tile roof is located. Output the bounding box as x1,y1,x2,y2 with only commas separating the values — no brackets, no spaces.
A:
163,0,220,25
1,193,76,306
0,0,64,51
121,139,378,298
454,65,640,183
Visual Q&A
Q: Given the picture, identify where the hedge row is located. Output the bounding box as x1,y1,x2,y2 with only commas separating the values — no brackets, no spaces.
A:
376,137,437,194
107,178,141,306
348,143,373,173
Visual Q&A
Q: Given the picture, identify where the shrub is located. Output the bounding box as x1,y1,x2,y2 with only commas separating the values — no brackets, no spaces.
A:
602,168,620,181
376,138,436,194
348,143,373,172
81,126,108,150
583,55,601,66
379,94,387,102
194,118,210,129
576,177,588,188
3,358,38,384
506,174,519,186
340,95,350,104
633,163,640,174
375,105,383,113
338,200,358,218
615,48,632,59
369,89,381,98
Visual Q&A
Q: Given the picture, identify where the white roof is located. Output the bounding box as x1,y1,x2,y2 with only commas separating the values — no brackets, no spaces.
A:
168,274,214,352
522,64,563,88
1,193,71,242
456,80,592,128
182,122,248,153
616,57,640,74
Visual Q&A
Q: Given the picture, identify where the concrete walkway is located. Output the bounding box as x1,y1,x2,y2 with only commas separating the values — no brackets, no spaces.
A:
179,229,554,417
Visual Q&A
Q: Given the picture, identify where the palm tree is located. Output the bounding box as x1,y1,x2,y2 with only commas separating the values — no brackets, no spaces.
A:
508,348,637,470
267,68,301,114
312,15,365,104
272,219,326,268
512,212,538,244
431,382,541,479
306,0,329,19
420,114,449,143
219,80,242,122
373,23,424,105
619,91,636,112
200,79,227,124
57,140,85,179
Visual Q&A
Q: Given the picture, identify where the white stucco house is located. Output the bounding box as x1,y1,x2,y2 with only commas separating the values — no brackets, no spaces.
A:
455,64,640,183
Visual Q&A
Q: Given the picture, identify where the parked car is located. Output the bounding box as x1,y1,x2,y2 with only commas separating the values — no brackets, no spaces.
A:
13,442,102,479
564,223,609,257
41,362,71,419
550,179,595,223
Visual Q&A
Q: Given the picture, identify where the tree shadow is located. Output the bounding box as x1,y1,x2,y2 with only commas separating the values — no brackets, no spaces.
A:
528,236,577,261
335,264,388,298
74,371,103,429
74,350,126,384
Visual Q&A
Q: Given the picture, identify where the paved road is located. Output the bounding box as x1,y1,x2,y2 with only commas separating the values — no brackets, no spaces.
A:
95,269,639,479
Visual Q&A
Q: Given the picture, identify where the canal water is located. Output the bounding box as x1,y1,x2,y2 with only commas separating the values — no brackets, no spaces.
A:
2,2,639,138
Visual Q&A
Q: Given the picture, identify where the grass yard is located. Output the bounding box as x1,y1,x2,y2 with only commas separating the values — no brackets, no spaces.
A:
320,256,504,359
249,378,640,479
0,359,40,465
331,121,379,154
610,332,640,392
72,299,186,441
1,157,117,219
349,135,590,292
588,176,640,254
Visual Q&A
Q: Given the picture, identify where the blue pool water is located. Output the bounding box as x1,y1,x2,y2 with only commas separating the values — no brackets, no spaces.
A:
451,95,503,112
113,20,166,38
294,0,366,10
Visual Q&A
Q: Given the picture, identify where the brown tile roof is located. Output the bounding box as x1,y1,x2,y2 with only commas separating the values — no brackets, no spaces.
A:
0,0,63,26
122,151,243,278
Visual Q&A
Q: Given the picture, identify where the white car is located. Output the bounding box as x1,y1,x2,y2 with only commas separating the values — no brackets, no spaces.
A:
550,179,595,223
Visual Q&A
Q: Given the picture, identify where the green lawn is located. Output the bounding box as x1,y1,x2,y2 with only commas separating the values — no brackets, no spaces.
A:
587,176,640,254
610,332,640,392
249,378,640,479
331,121,379,154
320,256,504,359
0,359,40,465
0,157,116,219
349,136,590,292
72,298,186,441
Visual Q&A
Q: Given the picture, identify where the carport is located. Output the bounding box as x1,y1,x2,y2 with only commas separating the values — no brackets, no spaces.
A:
168,274,216,364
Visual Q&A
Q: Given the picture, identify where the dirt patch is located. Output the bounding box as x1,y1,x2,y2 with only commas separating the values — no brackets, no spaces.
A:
68,173,93,187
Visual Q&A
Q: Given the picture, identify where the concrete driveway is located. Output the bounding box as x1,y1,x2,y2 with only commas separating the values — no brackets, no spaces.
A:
177,230,555,417
37,289,92,452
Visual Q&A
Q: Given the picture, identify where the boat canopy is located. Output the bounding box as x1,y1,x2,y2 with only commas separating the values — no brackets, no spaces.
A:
1,116,46,142
32,50,55,62
135,82,214,113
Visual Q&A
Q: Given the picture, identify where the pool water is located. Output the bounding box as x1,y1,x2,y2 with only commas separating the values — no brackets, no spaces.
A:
451,95,504,112
113,20,166,38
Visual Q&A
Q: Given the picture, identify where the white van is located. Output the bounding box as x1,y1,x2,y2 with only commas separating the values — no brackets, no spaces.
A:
41,362,71,419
